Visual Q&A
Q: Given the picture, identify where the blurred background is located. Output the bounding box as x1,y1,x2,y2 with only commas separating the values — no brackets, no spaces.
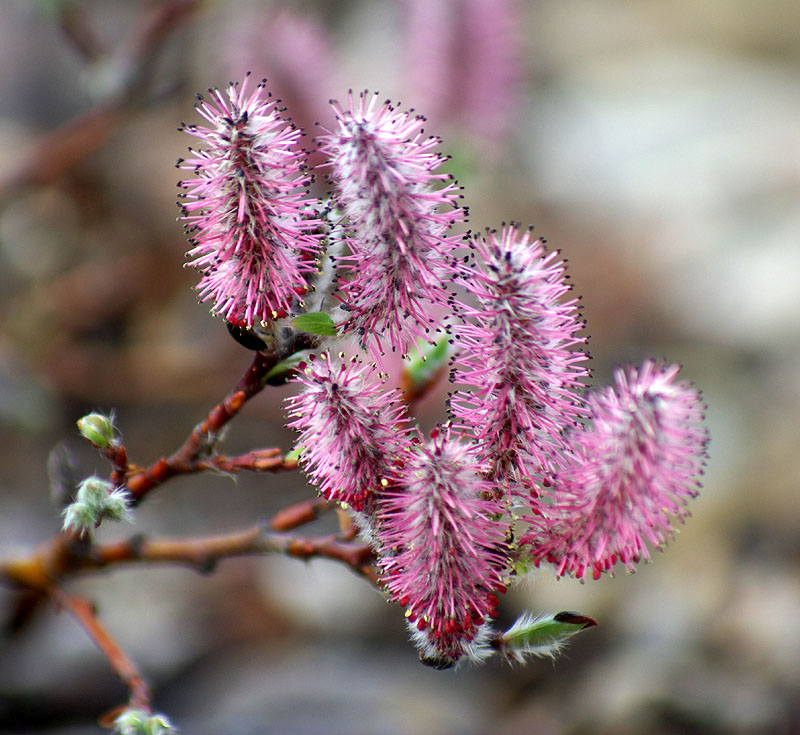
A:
1,0,799,733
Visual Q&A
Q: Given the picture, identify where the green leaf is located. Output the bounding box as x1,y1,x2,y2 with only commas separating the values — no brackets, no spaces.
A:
402,336,451,391
498,611,597,662
284,445,304,462
291,312,338,336
264,352,309,386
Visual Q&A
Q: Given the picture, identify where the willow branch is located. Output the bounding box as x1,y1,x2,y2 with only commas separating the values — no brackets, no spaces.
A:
268,497,335,532
126,338,314,503
0,103,126,205
195,448,298,474
1,501,365,633
51,586,152,712
2,523,377,617
57,1,106,61
87,526,378,584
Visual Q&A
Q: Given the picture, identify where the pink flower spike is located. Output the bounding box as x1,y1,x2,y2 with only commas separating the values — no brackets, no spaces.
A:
402,0,524,155
178,75,323,326
523,360,709,581
377,428,508,667
318,91,465,359
450,224,589,487
285,352,410,513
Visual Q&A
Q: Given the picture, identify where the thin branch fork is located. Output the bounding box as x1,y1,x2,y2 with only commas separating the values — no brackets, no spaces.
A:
269,497,334,532
7,524,377,724
0,497,364,592
0,346,326,594
125,346,309,503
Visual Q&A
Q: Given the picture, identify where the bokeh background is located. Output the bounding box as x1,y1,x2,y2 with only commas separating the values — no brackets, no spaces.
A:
1,1,799,733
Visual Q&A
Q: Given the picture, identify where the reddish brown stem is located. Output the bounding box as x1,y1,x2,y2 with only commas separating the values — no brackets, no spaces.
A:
269,497,335,532
0,104,126,203
87,526,378,583
1,509,374,597
51,586,152,712
124,0,199,80
196,448,298,474
106,443,130,489
126,349,302,503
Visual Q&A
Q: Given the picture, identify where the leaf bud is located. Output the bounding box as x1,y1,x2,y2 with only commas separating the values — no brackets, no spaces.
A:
113,708,176,735
75,476,114,510
77,413,116,449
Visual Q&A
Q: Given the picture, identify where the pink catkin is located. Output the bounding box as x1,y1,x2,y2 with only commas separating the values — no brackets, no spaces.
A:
401,0,524,153
523,360,709,580
318,91,465,359
450,224,589,492
221,9,340,139
377,429,508,666
285,352,410,513
178,75,322,326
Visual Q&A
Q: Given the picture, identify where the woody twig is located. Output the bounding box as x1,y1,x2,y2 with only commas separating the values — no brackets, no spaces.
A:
51,586,152,713
126,339,314,503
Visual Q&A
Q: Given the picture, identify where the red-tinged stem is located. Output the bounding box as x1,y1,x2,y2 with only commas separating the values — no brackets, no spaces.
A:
0,497,342,592
51,586,152,713
84,526,378,583
0,103,125,204
2,507,372,613
106,443,130,489
126,340,313,503
269,497,335,532
57,2,106,61
196,448,298,474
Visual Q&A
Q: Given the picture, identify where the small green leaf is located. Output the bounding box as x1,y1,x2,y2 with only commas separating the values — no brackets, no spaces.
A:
402,336,451,392
284,445,304,462
498,611,597,662
291,312,338,336
264,352,309,386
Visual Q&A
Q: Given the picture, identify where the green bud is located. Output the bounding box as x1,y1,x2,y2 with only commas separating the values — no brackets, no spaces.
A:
113,708,176,735
401,336,450,395
75,476,114,509
62,501,99,537
147,714,176,735
69,477,133,532
498,611,597,662
103,488,134,524
113,708,148,735
77,412,116,448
